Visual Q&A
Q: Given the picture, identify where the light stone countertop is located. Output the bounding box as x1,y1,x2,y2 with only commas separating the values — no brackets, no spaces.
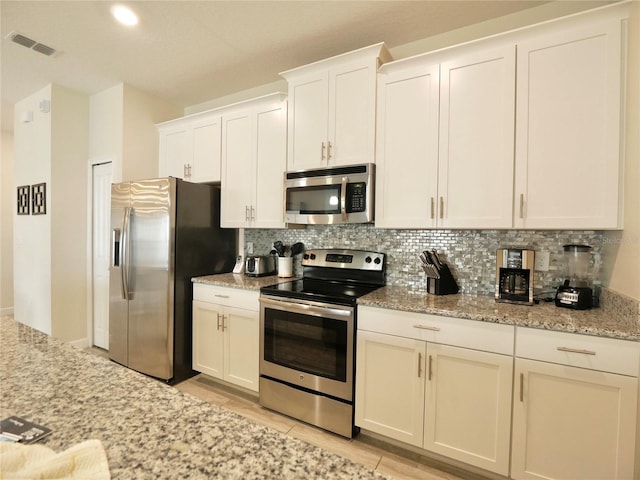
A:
0,316,389,480
359,286,640,342
192,272,295,290
192,273,639,341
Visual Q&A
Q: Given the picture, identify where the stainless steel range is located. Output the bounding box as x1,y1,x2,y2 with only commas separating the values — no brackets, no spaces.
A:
259,248,386,438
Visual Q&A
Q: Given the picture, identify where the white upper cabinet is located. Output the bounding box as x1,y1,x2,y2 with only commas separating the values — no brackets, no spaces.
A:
158,112,222,183
375,43,515,229
514,16,624,229
438,45,515,228
220,93,288,228
281,43,391,171
375,60,440,228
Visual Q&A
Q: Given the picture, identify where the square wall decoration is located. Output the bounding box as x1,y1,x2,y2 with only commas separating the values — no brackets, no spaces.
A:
31,182,46,215
17,185,30,215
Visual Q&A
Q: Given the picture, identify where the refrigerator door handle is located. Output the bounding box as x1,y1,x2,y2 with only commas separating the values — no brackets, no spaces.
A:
121,207,132,300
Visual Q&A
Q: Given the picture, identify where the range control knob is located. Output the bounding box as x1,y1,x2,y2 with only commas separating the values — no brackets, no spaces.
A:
303,253,309,260
365,256,372,263
374,257,382,265
310,253,316,260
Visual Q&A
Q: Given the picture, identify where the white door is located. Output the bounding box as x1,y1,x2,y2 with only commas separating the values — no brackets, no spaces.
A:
92,162,112,349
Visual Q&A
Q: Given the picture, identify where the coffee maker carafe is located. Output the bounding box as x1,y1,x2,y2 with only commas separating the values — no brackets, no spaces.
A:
495,248,535,305
555,244,593,310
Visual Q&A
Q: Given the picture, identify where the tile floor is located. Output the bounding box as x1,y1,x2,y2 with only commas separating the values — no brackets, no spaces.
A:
174,374,482,480
85,347,483,480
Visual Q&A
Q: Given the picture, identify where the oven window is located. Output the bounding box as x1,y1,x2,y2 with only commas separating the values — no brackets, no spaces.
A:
286,185,341,214
263,308,347,381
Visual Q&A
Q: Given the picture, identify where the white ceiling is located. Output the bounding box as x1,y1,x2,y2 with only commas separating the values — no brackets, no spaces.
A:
0,1,609,132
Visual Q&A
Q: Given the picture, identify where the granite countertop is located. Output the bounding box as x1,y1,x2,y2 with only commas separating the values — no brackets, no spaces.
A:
0,317,388,480
192,273,295,290
359,286,640,342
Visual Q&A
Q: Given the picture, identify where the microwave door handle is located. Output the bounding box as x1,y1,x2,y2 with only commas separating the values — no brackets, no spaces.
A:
341,177,348,222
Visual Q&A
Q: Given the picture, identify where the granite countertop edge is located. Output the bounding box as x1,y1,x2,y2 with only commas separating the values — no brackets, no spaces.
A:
358,286,640,342
191,274,639,342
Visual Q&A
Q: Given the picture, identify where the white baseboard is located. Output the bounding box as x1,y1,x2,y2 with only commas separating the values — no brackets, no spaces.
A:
0,307,14,317
69,337,91,349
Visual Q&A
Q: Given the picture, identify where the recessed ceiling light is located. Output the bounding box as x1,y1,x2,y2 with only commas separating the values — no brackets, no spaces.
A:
111,5,138,26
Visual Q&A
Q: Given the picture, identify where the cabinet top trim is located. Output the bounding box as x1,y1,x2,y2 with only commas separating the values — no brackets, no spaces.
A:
156,92,287,128
280,42,391,79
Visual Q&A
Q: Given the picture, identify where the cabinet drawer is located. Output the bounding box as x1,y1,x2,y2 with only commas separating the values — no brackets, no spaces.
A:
516,327,640,377
193,283,259,311
358,306,514,355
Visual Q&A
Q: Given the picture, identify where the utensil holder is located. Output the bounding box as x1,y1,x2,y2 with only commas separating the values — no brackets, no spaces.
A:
426,264,459,295
277,257,293,277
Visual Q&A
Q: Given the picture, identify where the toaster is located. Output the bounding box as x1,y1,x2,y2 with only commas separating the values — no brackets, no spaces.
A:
245,255,276,277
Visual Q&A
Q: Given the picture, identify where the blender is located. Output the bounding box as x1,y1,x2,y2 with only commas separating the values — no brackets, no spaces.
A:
555,244,594,310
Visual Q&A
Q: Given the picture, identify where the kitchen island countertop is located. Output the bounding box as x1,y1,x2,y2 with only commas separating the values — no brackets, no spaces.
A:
0,316,388,480
359,286,640,342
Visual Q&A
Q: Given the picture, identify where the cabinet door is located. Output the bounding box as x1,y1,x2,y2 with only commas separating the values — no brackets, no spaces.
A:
192,300,224,379
375,62,440,228
159,127,190,179
287,72,329,171
221,111,254,227
511,358,638,480
191,116,221,183
253,103,287,228
328,61,376,166
514,20,622,229
438,44,515,228
355,330,426,447
223,306,259,392
423,344,513,476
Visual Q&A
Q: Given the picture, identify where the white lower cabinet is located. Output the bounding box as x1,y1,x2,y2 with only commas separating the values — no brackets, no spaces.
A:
355,307,514,475
423,344,513,474
192,285,259,392
511,328,639,480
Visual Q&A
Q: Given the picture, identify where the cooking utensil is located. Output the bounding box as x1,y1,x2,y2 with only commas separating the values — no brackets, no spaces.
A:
291,242,305,256
273,241,285,257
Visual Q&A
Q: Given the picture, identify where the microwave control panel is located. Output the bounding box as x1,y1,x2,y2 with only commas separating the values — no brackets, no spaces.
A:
346,183,366,213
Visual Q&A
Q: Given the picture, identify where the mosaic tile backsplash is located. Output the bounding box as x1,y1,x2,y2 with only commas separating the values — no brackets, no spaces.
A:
245,226,607,298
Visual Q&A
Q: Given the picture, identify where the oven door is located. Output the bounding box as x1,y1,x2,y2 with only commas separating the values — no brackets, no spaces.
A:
259,295,354,401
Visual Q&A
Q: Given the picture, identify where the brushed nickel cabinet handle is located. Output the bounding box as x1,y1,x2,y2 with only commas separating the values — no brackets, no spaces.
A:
430,197,435,219
321,142,326,161
520,373,524,402
418,353,422,378
327,141,333,160
214,294,230,299
216,313,222,331
557,346,596,355
413,324,441,332
428,355,433,381
519,194,524,219
222,315,227,331
439,197,444,219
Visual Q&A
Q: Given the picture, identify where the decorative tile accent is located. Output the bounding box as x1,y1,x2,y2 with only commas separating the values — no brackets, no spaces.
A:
16,185,30,215
245,226,607,296
31,182,46,215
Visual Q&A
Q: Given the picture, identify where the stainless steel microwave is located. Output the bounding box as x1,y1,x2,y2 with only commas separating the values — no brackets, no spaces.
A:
284,164,374,224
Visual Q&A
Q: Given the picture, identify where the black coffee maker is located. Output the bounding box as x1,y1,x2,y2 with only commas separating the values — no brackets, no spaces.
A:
555,244,593,310
495,248,535,305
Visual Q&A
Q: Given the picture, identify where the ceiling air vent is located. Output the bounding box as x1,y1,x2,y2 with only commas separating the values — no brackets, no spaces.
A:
7,31,57,57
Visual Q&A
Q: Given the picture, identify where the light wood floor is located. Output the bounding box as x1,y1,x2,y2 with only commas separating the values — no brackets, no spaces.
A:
174,374,478,480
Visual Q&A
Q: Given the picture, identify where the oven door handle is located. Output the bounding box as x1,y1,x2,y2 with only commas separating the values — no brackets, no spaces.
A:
260,297,352,319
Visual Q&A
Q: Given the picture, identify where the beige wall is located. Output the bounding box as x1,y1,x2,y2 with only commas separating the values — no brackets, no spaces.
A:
89,83,181,182
13,85,90,341
0,130,14,315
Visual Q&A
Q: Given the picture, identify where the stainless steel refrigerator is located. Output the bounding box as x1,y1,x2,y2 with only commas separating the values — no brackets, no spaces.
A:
109,177,236,383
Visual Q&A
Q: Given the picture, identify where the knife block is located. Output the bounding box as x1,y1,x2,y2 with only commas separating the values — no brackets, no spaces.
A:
426,264,459,295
